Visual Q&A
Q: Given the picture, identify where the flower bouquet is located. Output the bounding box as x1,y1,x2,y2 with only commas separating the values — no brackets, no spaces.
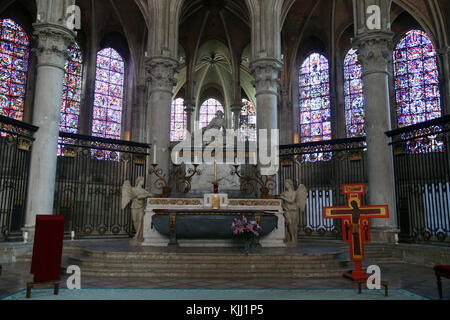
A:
231,216,261,255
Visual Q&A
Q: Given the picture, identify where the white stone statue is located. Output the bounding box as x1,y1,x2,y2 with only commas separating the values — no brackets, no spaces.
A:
121,177,154,246
202,110,226,133
279,179,308,247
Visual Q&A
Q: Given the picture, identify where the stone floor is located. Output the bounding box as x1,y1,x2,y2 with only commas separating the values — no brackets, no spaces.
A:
0,240,449,300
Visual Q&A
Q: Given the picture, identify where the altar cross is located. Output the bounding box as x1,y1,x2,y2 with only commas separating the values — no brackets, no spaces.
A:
324,184,389,281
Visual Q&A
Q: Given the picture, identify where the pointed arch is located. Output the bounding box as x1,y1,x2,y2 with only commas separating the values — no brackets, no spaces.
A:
199,98,224,129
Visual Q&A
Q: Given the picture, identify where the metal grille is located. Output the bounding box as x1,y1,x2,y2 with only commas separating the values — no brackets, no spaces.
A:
0,115,37,241
387,115,450,244
55,132,150,239
279,138,367,237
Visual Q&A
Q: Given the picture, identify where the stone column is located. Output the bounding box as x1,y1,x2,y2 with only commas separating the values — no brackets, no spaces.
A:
438,46,450,114
184,99,195,134
131,84,147,143
146,57,178,194
23,23,74,238
250,58,282,176
279,87,293,145
353,32,397,243
231,103,242,130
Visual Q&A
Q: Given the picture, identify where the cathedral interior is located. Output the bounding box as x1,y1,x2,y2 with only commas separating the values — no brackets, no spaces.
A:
0,0,450,302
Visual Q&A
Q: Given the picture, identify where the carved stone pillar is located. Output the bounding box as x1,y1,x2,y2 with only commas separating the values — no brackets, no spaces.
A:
24,23,74,237
353,32,397,243
146,56,178,194
250,58,282,176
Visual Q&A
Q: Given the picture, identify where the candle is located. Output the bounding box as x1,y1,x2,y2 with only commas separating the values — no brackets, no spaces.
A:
71,231,75,240
153,145,157,164
214,160,217,184
24,232,28,243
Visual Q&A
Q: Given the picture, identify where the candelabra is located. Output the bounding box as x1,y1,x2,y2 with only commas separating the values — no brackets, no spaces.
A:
231,164,277,199
171,164,202,194
149,163,202,197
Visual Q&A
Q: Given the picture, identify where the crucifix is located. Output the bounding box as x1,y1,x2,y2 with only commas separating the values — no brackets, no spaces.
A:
324,184,389,281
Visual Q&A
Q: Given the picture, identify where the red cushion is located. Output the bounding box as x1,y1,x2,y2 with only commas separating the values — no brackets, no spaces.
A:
434,265,450,274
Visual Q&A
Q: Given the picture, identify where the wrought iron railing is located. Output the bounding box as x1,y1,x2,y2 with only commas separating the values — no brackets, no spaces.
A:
55,132,151,239
279,137,367,237
0,115,38,241
387,115,450,244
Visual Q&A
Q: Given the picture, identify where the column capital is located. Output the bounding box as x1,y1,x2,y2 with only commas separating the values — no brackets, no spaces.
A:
250,58,282,96
145,56,179,95
352,31,394,76
230,102,243,113
280,86,290,98
137,84,147,94
32,23,75,70
438,45,450,56
184,99,195,114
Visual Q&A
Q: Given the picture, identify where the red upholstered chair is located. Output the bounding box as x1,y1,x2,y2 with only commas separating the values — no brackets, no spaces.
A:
434,265,450,299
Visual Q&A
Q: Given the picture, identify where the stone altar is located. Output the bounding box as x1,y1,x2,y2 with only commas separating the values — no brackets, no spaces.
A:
142,196,286,247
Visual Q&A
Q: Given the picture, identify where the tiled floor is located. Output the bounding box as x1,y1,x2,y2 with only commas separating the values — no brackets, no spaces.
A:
0,262,448,300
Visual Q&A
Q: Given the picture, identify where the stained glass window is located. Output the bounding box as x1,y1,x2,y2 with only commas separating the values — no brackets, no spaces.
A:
60,43,83,133
170,98,187,141
240,99,257,141
92,48,124,160
344,48,365,138
0,18,29,121
299,53,331,161
199,98,224,129
92,48,124,140
393,30,442,153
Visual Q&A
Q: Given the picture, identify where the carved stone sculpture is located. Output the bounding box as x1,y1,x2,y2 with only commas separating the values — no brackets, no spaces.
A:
122,177,154,246
279,179,308,247
202,110,226,133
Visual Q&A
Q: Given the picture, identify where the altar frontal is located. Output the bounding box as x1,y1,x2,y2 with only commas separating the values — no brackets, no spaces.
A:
143,196,286,248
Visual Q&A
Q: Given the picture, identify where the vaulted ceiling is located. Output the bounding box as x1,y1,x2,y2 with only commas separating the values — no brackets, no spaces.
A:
175,0,253,119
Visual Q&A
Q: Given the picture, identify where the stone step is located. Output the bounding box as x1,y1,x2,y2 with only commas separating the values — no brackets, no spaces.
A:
76,269,349,279
81,250,342,262
16,245,82,263
364,257,405,265
341,248,396,258
68,257,348,271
